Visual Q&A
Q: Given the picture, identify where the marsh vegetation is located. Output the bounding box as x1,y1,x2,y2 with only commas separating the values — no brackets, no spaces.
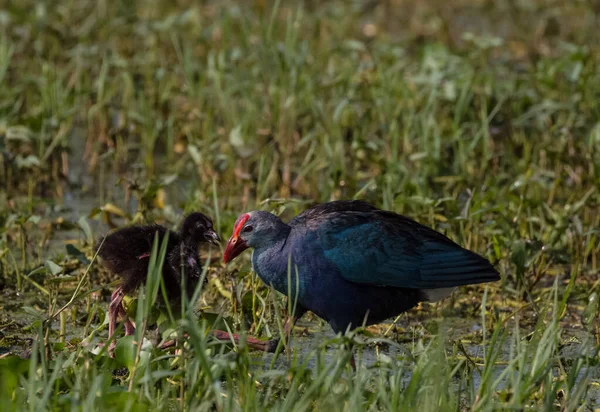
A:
0,1,599,410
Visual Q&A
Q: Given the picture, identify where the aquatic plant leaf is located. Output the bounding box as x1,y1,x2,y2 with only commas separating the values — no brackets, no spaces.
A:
45,260,63,276
199,311,233,331
77,217,93,244
66,244,91,265
0,355,30,401
582,292,598,325
21,306,45,319
115,335,137,369
26,215,41,224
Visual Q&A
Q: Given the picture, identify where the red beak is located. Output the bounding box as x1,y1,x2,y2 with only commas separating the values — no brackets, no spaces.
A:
223,213,252,263
223,235,249,263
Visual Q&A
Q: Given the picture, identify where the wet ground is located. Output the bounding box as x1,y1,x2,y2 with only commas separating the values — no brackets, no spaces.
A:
1,134,598,407
1,274,599,406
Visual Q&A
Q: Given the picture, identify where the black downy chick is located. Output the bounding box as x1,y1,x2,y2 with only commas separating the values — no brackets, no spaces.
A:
96,213,220,345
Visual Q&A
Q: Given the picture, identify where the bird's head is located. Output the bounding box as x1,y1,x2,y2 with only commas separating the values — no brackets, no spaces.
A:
223,211,285,263
180,213,221,246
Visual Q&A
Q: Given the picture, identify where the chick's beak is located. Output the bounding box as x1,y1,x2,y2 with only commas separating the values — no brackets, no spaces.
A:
205,229,221,246
223,235,248,263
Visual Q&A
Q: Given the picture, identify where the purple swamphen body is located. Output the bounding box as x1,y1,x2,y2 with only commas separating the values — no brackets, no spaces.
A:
96,213,220,343
223,200,500,342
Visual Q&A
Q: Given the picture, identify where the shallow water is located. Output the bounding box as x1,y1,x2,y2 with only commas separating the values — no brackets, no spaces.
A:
246,315,599,406
1,278,599,406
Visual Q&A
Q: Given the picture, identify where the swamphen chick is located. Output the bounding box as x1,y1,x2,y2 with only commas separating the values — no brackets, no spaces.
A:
97,213,220,344
223,200,500,351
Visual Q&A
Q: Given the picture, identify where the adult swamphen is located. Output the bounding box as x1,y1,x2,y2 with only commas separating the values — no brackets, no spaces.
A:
97,212,275,352
223,200,500,355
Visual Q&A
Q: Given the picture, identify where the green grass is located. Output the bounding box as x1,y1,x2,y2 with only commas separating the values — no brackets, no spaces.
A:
1,0,599,410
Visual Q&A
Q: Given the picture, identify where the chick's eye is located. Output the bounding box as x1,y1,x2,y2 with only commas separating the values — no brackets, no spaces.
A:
242,225,253,233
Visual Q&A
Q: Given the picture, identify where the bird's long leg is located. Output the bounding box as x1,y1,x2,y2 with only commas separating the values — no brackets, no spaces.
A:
108,287,125,346
280,304,308,348
158,331,277,352
211,330,279,352
281,314,299,346
346,334,359,371
158,338,179,350
161,306,308,352
349,353,357,371
121,307,136,336
211,305,307,353
210,310,304,352
160,321,299,353
110,287,136,337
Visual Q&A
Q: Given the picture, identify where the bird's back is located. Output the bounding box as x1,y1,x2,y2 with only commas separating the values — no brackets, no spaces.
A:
96,224,179,287
289,200,377,228
289,200,499,289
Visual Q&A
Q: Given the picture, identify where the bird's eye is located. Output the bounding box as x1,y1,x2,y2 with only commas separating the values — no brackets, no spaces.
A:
242,225,253,233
